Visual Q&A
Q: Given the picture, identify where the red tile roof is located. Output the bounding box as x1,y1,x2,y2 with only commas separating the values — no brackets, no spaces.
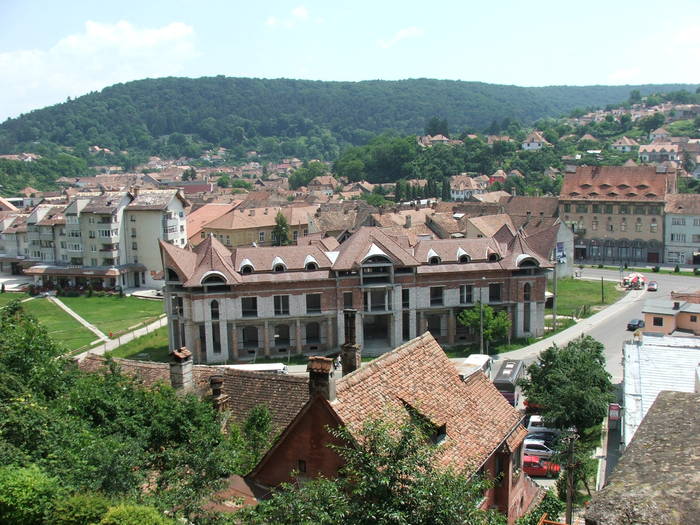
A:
560,166,674,202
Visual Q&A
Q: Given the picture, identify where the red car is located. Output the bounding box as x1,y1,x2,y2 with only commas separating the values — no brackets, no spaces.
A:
523,455,560,478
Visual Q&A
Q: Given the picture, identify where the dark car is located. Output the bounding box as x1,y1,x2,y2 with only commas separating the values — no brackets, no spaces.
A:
627,319,645,331
647,281,658,291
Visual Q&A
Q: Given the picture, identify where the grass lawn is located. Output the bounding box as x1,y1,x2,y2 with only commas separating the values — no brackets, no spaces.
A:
588,264,700,277
108,325,170,361
21,298,97,351
0,292,28,307
549,278,625,318
59,295,164,337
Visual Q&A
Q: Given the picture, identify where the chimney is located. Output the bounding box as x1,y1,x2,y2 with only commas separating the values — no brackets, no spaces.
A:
264,208,268,215
307,356,336,401
210,375,229,411
169,347,194,392
673,301,681,310
249,209,255,217
404,215,412,229
341,309,361,376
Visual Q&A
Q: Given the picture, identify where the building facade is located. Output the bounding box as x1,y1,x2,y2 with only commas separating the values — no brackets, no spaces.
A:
664,194,700,264
160,226,550,364
559,166,675,264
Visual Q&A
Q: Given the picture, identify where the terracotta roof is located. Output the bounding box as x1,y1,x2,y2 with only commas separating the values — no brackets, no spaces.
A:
35,205,66,226
413,237,502,263
560,166,673,202
0,196,18,212
523,131,549,144
466,214,515,238
579,133,598,142
332,333,527,471
639,143,679,153
308,175,338,188
664,194,700,215
499,196,559,218
450,174,480,191
187,203,239,244
472,190,510,203
613,136,639,147
183,235,241,286
331,226,420,270
233,245,333,272
203,205,318,231
651,127,669,135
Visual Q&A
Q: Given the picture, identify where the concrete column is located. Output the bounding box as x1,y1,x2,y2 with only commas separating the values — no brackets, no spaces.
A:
356,312,364,347
167,318,176,350
418,311,427,335
219,321,229,363
336,309,345,347
295,319,303,354
230,323,238,359
326,317,335,351
184,320,195,356
409,309,417,339
263,320,270,357
391,312,401,348
204,321,213,363
447,309,456,345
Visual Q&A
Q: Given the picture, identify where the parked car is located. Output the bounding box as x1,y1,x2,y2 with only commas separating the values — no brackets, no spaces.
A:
526,415,560,436
523,438,555,459
627,319,645,331
523,455,561,478
647,281,658,292
527,431,559,448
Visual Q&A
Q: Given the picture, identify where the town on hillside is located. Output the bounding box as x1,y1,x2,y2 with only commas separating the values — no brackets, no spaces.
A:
1,89,699,525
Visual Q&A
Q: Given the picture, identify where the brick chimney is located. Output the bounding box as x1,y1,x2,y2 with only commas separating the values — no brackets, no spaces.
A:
673,301,681,310
341,309,361,376
210,375,229,411
404,215,412,229
169,347,193,392
307,356,336,401
249,209,255,217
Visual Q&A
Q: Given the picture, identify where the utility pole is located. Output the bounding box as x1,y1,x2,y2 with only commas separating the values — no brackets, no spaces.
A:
552,261,558,332
601,275,605,303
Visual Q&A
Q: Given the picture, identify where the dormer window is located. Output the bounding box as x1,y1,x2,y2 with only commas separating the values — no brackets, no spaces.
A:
488,253,501,262
274,264,286,273
166,268,179,281
201,273,226,285
240,265,253,274
458,254,470,263
305,262,318,271
428,256,441,265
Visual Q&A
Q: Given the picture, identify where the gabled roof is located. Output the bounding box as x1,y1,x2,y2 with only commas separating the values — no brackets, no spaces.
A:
332,333,527,471
665,193,700,215
184,235,241,286
523,131,549,144
560,166,672,202
331,227,420,270
613,136,639,147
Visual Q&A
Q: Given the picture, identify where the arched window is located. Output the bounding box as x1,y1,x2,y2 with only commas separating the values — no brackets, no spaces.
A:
306,322,320,343
202,273,226,285
305,262,318,271
240,265,253,274
274,264,286,273
166,268,179,281
210,300,219,320
428,256,441,265
488,253,501,262
524,283,531,301
458,254,470,263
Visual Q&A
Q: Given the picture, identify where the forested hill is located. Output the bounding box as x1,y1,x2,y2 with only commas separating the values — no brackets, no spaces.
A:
0,76,693,154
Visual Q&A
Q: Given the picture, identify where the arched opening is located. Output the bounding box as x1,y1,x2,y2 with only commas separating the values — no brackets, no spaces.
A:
274,324,290,346
166,268,179,281
428,256,441,265
305,262,318,271
240,265,253,274
523,283,531,333
362,255,392,285
201,273,226,285
273,264,286,273
306,322,320,344
210,300,219,320
488,253,501,262
458,254,470,263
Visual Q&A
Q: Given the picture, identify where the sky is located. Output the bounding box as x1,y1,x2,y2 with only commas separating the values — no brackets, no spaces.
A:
1,0,699,122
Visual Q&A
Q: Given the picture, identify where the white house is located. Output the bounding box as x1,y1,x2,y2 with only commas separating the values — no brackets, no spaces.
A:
521,131,550,151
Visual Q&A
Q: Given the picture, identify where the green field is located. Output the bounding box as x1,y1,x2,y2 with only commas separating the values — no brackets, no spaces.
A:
21,298,97,351
59,295,164,337
0,292,28,306
549,278,625,318
108,326,170,361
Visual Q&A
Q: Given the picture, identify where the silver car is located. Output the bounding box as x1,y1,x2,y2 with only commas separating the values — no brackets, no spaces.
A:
523,438,555,459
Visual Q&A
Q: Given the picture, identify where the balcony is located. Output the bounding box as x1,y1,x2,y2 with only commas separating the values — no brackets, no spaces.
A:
573,227,586,235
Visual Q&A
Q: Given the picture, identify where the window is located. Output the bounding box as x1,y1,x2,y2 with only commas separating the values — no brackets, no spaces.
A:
305,262,318,271
241,265,253,274
694,219,700,227
620,219,626,231
344,292,353,309
130,215,136,222
210,300,219,320
575,204,588,213
241,297,257,317
635,206,646,215
592,204,601,213
458,254,470,263
691,315,698,323
402,289,410,308
297,460,307,473
274,324,290,346
132,242,138,250
460,285,473,304
430,287,444,306
306,322,320,343
591,220,598,231
672,218,686,226
607,223,614,232
293,230,299,241
306,294,321,314
274,295,290,316
212,322,221,354
693,235,700,243
89,231,95,239
671,233,687,242
489,283,502,302
273,264,286,272
428,256,441,265
242,326,258,348
650,221,658,233
619,206,628,215
653,317,663,327
258,231,265,242
563,204,571,213
605,204,613,214
90,258,97,266
524,283,531,301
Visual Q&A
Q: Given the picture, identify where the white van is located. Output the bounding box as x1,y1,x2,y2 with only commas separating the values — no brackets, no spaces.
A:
526,415,560,435
457,354,493,381
218,363,288,375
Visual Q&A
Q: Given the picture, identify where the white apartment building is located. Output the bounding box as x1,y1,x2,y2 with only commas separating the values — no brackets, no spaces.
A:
0,214,29,274
664,194,700,265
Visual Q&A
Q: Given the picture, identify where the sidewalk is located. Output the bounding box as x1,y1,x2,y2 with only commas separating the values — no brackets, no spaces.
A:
494,287,646,363
73,315,168,361
48,296,109,342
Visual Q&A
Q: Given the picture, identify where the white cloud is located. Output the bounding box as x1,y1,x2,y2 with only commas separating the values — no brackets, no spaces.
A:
0,21,196,122
378,27,425,49
266,5,315,28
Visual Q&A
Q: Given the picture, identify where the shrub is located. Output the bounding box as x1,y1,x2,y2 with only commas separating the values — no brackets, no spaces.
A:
597,264,604,268
652,265,660,273
52,493,111,525
623,263,628,269
694,267,700,276
99,504,174,525
516,490,565,525
0,465,62,525
674,264,680,273
1,283,5,293
27,284,37,296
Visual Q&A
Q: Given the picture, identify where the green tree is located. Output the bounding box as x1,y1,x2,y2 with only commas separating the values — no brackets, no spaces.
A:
0,465,62,525
441,176,451,201
237,417,505,525
217,174,231,187
425,116,449,137
181,167,197,181
99,504,174,525
271,211,290,246
52,492,112,525
242,405,274,469
457,302,511,354
629,89,642,104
